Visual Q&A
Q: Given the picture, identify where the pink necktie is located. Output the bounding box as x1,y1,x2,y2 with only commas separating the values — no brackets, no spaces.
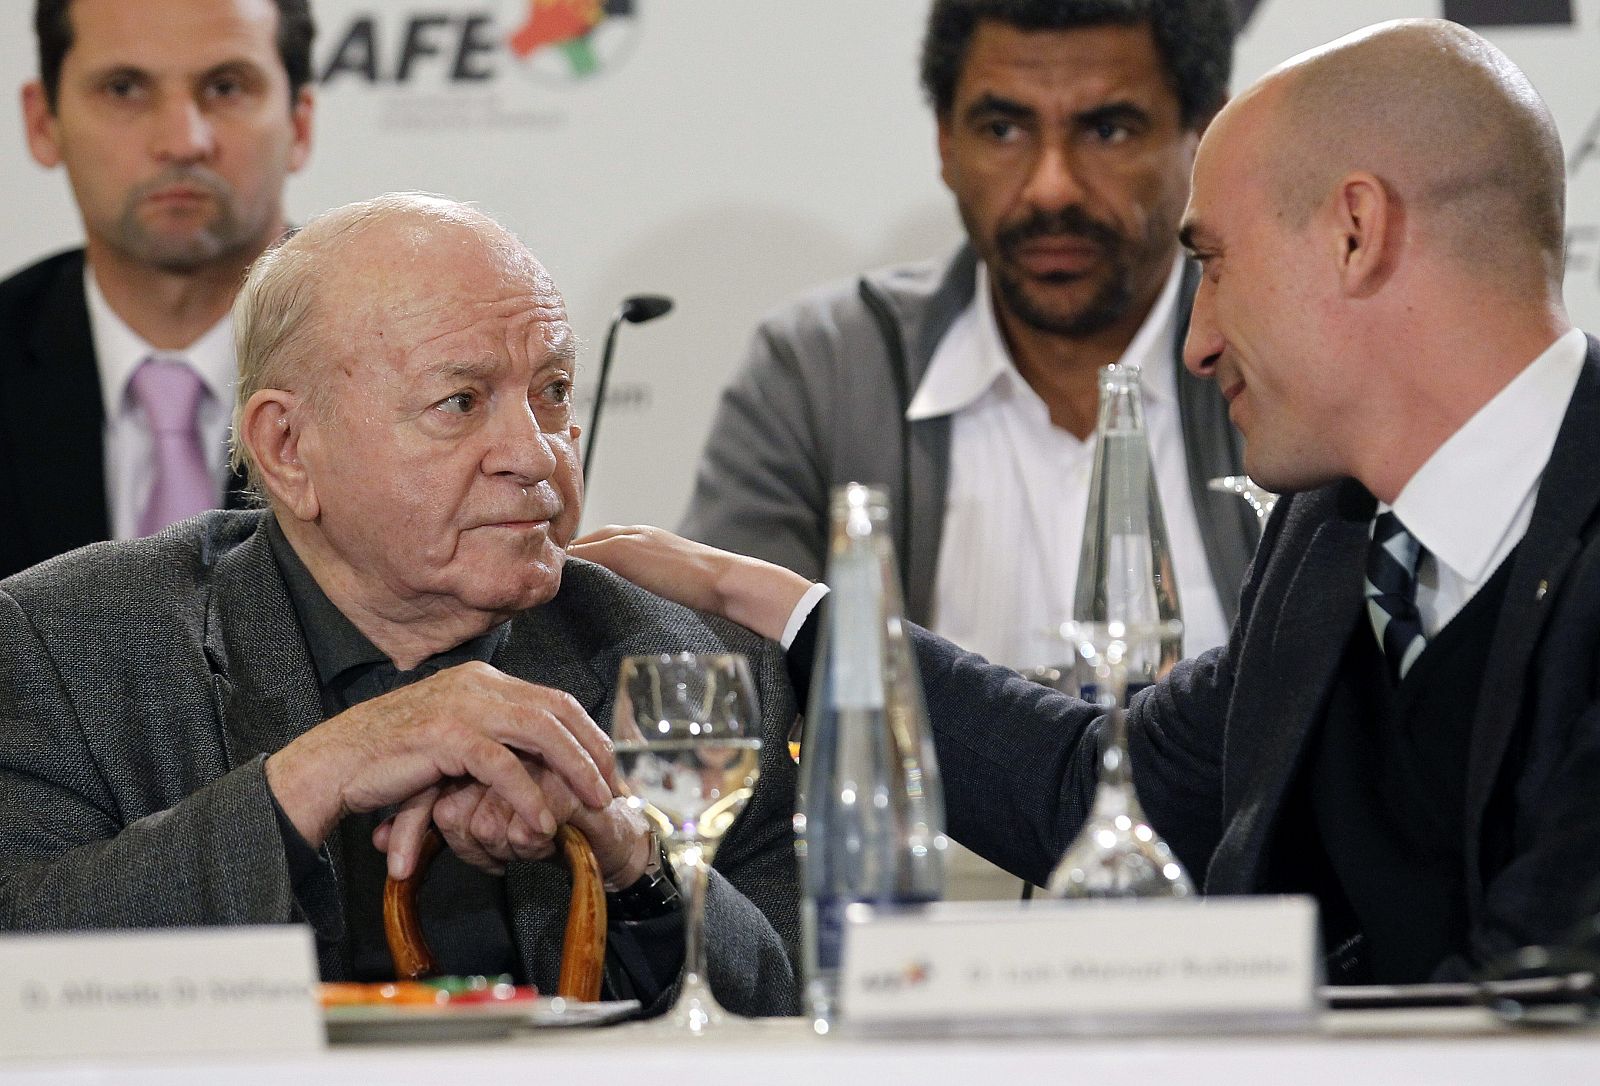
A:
130,356,215,536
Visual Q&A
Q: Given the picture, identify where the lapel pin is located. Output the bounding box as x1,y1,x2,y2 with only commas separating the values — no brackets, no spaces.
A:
1536,579,1549,601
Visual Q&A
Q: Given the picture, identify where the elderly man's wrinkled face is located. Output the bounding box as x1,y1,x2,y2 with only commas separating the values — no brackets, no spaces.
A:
298,223,582,618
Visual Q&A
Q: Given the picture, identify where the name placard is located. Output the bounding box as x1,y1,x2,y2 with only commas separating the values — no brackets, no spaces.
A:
0,926,323,1062
840,896,1319,1034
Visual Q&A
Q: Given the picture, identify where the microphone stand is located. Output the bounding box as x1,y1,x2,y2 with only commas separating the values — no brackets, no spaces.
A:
583,294,673,487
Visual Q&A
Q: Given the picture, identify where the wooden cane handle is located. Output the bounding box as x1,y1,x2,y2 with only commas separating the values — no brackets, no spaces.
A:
383,824,607,1002
554,824,606,1002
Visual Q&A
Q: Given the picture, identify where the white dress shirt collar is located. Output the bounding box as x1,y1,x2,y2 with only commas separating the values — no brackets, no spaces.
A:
1389,327,1587,585
85,264,236,418
907,255,1185,422
905,254,1229,665
1382,327,1586,639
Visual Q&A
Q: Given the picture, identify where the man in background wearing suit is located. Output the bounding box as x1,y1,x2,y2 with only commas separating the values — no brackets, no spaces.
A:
0,0,315,579
682,0,1255,672
578,19,1600,983
0,193,800,1015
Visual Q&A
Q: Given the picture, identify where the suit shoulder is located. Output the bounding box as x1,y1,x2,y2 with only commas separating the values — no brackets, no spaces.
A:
752,254,955,348
554,558,773,657
0,510,265,621
0,249,85,321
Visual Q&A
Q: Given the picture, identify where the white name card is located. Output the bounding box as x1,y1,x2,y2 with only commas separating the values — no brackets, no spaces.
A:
840,896,1319,1034
0,926,323,1062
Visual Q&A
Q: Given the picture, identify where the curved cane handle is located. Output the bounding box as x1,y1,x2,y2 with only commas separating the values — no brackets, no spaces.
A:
383,824,607,1002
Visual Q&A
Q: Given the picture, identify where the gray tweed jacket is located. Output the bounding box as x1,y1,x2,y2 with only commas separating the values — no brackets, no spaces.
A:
0,511,800,1015
680,246,1258,625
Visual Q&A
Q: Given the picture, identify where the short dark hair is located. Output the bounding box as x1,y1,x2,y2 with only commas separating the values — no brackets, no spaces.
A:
920,0,1236,129
35,0,316,112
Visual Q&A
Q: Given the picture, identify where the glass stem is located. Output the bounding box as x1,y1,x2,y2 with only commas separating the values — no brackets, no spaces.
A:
1099,660,1132,786
677,840,714,1000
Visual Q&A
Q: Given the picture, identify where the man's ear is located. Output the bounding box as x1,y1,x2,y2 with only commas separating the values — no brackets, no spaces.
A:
286,85,314,174
1330,171,1395,298
21,81,62,169
240,389,319,521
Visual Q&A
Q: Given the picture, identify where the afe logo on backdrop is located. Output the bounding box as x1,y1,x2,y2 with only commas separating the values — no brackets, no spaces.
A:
319,0,638,89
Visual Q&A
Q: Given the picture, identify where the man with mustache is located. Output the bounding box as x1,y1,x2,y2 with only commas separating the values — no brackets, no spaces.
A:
0,0,315,579
682,0,1253,675
0,192,801,1013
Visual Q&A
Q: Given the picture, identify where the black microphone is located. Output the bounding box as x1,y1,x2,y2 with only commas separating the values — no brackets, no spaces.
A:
583,293,673,486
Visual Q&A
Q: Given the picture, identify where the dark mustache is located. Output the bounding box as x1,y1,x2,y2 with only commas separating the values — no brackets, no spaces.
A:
996,206,1121,256
128,166,230,202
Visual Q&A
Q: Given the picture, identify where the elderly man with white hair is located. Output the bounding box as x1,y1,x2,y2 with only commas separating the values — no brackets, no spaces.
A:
0,192,800,1016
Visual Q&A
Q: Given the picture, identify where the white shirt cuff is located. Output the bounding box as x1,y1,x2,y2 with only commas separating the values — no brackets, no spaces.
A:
780,583,830,650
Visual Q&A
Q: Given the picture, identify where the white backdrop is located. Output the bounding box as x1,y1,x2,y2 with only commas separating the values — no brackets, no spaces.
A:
1,0,1596,531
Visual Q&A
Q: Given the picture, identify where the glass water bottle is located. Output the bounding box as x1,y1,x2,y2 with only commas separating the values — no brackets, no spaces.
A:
1070,362,1183,687
1051,364,1194,899
796,483,947,1029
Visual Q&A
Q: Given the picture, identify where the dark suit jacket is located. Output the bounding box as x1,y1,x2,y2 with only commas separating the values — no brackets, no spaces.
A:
0,249,247,581
917,336,1600,977
0,511,801,1015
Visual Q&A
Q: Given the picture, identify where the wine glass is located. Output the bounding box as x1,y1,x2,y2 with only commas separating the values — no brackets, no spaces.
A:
612,653,763,1034
1046,620,1194,899
1208,475,1279,526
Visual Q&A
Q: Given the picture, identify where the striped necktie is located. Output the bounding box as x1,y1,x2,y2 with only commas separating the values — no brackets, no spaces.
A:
1364,510,1428,682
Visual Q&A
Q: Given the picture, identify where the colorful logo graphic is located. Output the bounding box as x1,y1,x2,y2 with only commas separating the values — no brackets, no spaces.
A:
502,0,639,83
859,959,934,993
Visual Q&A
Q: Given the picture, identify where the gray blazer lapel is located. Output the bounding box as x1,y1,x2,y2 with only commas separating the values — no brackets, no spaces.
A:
493,589,609,990
202,516,326,769
201,514,348,964
905,412,951,626
1463,342,1600,910
901,249,975,625
492,597,608,721
1212,484,1369,890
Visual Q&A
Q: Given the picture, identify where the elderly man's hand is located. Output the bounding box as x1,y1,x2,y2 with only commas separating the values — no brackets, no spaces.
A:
570,524,813,643
371,764,655,887
264,661,630,879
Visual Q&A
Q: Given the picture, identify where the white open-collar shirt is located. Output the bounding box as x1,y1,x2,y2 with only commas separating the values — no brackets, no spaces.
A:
906,257,1229,668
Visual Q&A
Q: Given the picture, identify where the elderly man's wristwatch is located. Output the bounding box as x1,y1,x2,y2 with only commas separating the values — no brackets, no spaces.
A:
605,831,682,921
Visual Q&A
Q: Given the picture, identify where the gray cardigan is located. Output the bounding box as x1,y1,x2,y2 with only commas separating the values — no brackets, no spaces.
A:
681,246,1258,625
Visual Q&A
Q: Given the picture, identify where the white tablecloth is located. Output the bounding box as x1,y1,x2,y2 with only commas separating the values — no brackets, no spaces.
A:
4,1012,1599,1085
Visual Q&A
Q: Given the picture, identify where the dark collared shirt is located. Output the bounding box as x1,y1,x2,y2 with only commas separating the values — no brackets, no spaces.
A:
268,517,521,981
264,519,684,1000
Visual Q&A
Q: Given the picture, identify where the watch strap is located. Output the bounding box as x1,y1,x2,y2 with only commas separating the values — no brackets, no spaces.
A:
605,833,682,922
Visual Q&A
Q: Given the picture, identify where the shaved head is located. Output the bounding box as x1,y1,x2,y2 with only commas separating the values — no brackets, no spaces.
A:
1257,20,1564,286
